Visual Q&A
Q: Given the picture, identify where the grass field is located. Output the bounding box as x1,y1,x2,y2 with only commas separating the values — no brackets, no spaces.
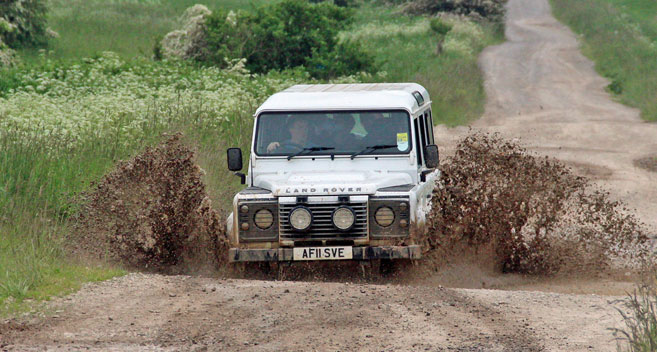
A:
19,0,271,62
550,0,657,122
344,4,503,125
1,0,503,315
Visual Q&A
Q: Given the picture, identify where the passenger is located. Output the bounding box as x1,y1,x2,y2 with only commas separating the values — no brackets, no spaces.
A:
361,112,395,146
267,117,311,153
332,114,358,148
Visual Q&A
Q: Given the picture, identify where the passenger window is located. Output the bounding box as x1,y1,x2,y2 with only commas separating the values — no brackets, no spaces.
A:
414,118,423,166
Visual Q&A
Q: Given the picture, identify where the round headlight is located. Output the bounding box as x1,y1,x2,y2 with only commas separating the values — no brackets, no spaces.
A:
332,206,355,231
254,209,274,229
375,207,395,227
289,207,312,231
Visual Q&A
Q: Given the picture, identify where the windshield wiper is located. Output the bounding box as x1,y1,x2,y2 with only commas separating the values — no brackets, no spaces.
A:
350,144,397,160
287,146,335,160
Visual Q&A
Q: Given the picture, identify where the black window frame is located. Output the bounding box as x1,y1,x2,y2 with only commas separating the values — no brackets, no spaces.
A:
427,110,435,144
414,117,423,167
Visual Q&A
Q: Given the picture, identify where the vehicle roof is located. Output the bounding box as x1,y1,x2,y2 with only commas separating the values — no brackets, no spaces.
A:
255,83,431,115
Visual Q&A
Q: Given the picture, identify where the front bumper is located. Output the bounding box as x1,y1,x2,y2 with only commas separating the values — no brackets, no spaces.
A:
229,245,421,262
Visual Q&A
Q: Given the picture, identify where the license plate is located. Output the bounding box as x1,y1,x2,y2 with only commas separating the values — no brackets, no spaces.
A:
293,246,353,261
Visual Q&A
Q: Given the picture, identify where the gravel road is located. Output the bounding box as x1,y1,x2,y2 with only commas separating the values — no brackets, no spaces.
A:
436,0,657,231
1,273,626,351
2,0,652,351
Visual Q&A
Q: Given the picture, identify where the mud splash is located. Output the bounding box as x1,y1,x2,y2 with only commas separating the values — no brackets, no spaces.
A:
75,133,651,280
424,133,652,275
74,133,229,273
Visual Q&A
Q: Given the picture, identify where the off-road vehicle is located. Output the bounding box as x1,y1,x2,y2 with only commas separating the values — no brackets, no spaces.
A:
226,83,439,263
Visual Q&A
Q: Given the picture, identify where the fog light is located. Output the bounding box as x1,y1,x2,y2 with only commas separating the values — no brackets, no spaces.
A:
241,222,250,231
289,207,312,231
332,206,355,231
254,209,274,229
399,219,408,228
240,204,249,214
375,207,395,227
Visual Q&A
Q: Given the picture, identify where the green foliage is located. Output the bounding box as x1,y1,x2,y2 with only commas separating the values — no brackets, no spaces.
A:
306,40,375,79
201,0,375,78
611,280,657,352
0,0,48,48
403,0,506,22
430,18,453,36
309,0,357,7
349,4,504,125
17,0,272,63
551,0,657,121
0,55,302,309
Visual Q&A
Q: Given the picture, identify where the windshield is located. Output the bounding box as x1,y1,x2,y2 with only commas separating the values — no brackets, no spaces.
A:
254,111,412,157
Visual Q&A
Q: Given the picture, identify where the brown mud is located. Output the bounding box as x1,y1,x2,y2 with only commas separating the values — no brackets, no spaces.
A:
73,133,229,275
634,156,657,173
72,132,651,285
2,0,654,350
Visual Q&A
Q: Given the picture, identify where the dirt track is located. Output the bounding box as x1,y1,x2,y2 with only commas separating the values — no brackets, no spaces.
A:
436,0,657,231
2,0,654,350
1,273,628,351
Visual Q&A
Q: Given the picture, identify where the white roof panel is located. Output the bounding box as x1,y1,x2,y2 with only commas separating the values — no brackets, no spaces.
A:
255,83,430,115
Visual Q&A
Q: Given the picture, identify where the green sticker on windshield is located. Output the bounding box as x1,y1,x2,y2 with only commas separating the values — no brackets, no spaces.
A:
397,132,408,151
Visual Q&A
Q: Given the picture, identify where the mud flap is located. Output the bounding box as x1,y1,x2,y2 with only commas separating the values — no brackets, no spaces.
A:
229,245,422,262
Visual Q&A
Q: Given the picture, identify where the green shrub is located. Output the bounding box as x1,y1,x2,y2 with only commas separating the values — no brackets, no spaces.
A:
430,17,453,35
305,40,375,79
612,280,657,351
403,0,505,22
309,0,357,7
198,0,375,78
0,0,48,48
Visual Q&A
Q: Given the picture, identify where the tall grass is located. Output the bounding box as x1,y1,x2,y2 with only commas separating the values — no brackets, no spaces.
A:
349,4,504,126
550,0,657,122
1,0,505,312
19,0,272,62
612,280,657,351
0,55,298,312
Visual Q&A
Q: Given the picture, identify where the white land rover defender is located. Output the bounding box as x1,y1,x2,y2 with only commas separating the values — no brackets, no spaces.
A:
226,83,439,263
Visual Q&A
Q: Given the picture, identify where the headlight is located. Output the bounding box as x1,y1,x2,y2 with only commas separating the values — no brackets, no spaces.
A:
289,207,312,231
254,209,274,229
375,207,395,227
332,206,355,231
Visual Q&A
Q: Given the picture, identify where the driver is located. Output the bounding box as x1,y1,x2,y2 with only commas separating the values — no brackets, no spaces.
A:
267,117,311,152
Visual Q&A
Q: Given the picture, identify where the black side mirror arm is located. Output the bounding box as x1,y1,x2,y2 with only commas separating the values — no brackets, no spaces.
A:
420,169,432,182
234,172,246,185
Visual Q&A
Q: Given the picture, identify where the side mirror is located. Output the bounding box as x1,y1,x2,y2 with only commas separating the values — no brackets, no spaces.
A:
227,148,243,171
424,144,439,169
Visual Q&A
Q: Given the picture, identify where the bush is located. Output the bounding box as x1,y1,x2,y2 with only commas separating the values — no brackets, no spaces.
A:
403,0,506,22
612,280,657,351
430,17,453,35
305,40,375,79
162,1,375,78
0,0,48,48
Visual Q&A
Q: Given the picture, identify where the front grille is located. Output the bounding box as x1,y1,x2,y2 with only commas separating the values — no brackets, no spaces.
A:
279,202,368,239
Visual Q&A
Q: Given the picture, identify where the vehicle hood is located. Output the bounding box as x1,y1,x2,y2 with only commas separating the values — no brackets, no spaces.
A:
255,171,413,196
